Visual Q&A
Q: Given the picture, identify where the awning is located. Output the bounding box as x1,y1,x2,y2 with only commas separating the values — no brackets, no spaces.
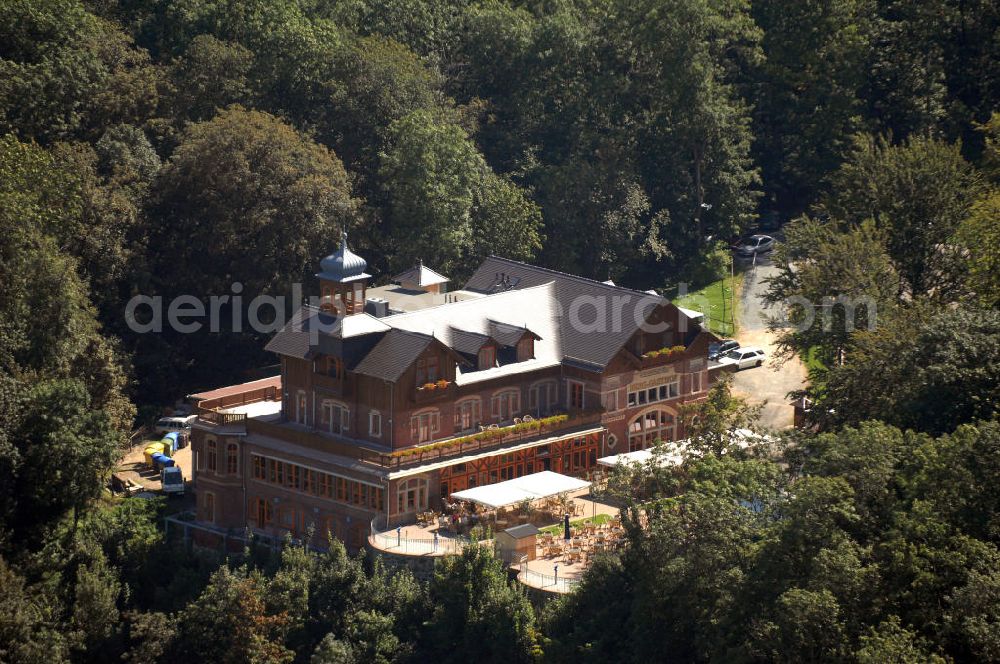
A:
450,470,591,509
597,429,770,469
597,447,684,468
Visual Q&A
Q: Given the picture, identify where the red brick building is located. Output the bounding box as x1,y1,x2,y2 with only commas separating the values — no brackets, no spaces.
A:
190,235,720,549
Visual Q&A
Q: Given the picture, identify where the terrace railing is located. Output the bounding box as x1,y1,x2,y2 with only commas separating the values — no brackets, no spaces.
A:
517,567,580,593
369,517,472,556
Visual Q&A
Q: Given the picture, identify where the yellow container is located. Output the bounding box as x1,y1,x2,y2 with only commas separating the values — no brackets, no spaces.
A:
144,442,165,467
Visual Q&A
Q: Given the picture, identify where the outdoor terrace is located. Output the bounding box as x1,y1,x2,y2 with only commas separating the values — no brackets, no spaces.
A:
192,376,282,425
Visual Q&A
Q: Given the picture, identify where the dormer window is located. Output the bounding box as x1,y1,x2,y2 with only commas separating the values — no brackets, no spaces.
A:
478,346,496,370
516,337,534,362
416,355,439,384
320,356,344,378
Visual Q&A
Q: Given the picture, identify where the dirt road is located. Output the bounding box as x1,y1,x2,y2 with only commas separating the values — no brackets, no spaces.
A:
730,257,807,430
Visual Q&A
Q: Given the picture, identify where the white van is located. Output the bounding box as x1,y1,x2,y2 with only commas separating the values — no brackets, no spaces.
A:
154,415,197,434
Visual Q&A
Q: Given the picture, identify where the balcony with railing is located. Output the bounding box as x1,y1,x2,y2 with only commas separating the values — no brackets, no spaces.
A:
193,376,282,428
375,409,603,472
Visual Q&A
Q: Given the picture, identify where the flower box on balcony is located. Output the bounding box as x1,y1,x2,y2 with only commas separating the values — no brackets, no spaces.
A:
415,380,454,404
640,345,686,368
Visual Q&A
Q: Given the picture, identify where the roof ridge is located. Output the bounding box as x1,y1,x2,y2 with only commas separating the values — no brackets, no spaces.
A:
382,281,557,323
483,255,657,297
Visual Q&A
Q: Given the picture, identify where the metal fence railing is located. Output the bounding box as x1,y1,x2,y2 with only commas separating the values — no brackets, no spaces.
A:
517,566,580,593
369,519,472,556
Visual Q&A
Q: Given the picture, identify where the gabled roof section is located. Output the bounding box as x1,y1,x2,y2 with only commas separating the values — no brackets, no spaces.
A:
392,260,449,288
352,329,434,382
264,307,390,360
464,256,694,370
488,320,541,346
448,327,493,356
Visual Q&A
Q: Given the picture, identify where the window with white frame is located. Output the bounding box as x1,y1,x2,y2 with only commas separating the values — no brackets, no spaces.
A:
410,410,440,443
689,372,702,394
601,389,620,412
454,398,481,431
627,380,680,407
396,478,428,514
491,389,520,421
321,400,350,434
628,409,676,451
369,411,382,437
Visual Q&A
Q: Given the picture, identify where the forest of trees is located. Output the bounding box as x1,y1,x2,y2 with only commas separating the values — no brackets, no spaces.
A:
1,0,999,661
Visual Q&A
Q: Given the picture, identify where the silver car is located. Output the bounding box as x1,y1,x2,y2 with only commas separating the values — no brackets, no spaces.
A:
733,234,775,257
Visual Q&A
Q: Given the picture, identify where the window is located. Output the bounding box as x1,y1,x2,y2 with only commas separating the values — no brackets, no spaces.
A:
478,346,496,370
254,498,272,527
516,337,534,362
491,389,520,421
296,391,308,424
410,410,440,443
207,439,217,472
568,381,585,409
369,411,382,437
396,478,428,514
528,381,556,415
601,389,619,412
628,380,679,407
203,492,215,523
321,400,349,434
252,455,265,480
689,372,702,394
226,443,238,474
454,398,481,431
628,409,676,452
416,355,439,384
319,356,344,378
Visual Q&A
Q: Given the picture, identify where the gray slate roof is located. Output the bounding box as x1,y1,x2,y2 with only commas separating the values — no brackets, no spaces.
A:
503,523,540,538
351,329,434,382
266,256,701,384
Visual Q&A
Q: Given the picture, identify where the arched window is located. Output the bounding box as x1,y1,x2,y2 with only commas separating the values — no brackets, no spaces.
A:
528,381,557,416
396,478,428,514
207,438,217,472
226,443,238,474
320,399,350,435
454,398,481,431
627,409,675,452
491,389,520,421
410,409,440,443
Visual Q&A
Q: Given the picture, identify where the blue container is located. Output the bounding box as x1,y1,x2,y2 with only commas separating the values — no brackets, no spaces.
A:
163,431,180,452
152,452,168,470
160,457,175,468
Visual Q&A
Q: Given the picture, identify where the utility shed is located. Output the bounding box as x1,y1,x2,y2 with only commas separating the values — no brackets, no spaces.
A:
497,523,540,563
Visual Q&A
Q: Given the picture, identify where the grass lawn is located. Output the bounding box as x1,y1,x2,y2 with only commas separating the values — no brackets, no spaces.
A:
673,272,744,337
538,513,613,535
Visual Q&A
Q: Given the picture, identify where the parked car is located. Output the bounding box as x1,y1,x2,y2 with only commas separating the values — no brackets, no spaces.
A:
718,347,766,370
709,339,740,361
154,415,196,434
733,234,775,257
161,466,184,496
